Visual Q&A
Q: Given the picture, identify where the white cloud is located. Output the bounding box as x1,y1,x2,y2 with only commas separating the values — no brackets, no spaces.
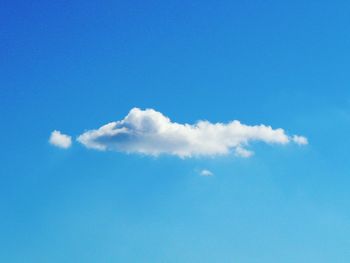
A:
292,135,308,145
235,146,254,158
49,130,72,149
77,107,307,158
200,169,214,176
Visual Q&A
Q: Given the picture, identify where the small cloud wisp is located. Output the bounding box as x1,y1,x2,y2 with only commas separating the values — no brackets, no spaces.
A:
200,169,214,176
49,130,72,149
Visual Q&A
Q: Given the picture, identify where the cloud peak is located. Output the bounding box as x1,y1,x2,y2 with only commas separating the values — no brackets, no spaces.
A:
76,107,307,158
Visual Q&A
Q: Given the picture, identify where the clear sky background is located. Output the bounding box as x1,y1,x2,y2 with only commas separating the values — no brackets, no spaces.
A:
1,0,350,262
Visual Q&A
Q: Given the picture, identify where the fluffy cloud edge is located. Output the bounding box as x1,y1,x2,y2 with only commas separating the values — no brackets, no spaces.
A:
49,130,72,149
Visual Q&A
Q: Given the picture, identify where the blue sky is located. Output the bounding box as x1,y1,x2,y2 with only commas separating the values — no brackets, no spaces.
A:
1,0,350,262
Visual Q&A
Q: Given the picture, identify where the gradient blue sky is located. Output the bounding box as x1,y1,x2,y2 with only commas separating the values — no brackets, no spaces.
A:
1,0,350,262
